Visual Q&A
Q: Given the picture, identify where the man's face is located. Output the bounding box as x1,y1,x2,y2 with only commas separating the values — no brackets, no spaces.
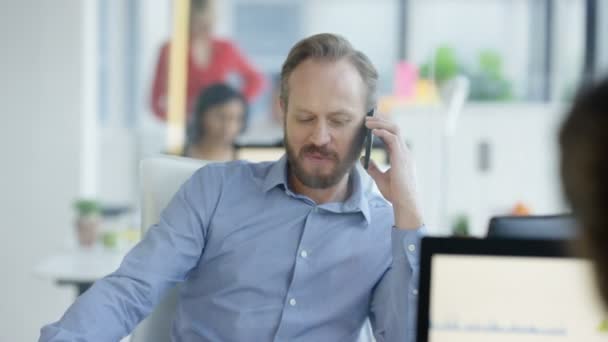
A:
283,58,368,189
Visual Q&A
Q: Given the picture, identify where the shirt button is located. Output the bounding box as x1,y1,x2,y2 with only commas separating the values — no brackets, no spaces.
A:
413,289,419,296
408,244,416,252
289,298,297,306
300,250,308,258
313,207,319,213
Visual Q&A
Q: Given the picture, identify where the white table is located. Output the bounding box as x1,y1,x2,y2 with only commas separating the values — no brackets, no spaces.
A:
35,247,135,341
35,247,129,295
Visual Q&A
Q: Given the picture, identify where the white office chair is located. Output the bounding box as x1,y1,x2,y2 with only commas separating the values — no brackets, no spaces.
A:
129,155,375,341
130,156,208,342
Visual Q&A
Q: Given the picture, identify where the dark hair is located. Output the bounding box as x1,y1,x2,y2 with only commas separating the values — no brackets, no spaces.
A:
559,76,608,306
187,83,248,147
280,33,378,112
191,0,210,12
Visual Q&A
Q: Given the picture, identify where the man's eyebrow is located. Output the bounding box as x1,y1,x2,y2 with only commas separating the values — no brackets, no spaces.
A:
292,107,358,118
293,107,315,115
327,110,356,118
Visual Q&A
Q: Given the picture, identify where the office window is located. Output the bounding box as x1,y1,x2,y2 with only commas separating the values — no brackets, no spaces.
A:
229,0,399,95
408,0,586,102
228,0,400,120
552,0,586,101
232,2,302,72
599,1,608,76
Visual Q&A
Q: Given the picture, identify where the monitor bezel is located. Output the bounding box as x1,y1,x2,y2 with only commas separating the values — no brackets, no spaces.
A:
416,237,574,342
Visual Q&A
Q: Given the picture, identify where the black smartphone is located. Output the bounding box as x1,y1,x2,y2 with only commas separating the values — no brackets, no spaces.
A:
363,108,375,170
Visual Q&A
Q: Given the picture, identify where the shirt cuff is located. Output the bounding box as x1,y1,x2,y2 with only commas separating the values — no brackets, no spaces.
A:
392,225,425,267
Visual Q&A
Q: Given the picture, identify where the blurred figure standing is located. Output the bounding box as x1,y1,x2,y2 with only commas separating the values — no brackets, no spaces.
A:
183,83,247,161
150,0,264,121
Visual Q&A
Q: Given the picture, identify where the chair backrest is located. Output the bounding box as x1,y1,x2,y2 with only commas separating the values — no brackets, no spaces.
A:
130,156,207,342
486,214,578,240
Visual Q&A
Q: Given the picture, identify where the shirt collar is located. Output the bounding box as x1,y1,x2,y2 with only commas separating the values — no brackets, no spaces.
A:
262,155,290,193
348,163,372,224
262,155,371,224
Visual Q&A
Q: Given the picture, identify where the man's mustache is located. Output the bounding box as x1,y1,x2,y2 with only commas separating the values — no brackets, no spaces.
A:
299,145,339,160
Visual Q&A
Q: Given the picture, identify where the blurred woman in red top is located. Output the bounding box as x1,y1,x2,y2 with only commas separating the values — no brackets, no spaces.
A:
150,0,265,120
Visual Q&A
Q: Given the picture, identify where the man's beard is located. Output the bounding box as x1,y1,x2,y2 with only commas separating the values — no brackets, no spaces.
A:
285,124,367,189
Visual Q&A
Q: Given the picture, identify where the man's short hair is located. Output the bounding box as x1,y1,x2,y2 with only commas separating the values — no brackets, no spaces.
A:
280,33,378,112
560,76,608,305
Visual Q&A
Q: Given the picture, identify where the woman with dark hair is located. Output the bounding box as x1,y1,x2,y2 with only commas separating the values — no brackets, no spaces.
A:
184,83,248,161
150,0,264,120
560,77,608,308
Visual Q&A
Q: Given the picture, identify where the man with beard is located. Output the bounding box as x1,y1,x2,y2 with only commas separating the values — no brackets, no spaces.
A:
40,33,424,342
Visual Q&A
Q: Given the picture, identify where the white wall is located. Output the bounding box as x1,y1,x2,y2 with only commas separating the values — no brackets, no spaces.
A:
446,104,568,235
0,1,83,341
392,103,569,236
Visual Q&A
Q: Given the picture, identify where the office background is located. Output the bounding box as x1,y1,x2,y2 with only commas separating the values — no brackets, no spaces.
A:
1,0,607,341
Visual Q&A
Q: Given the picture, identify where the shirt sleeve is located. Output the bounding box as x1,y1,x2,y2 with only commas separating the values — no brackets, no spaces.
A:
369,226,425,342
226,41,265,101
150,43,170,121
39,166,222,341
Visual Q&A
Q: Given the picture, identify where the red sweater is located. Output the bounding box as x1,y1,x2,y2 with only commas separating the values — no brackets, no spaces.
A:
150,39,265,120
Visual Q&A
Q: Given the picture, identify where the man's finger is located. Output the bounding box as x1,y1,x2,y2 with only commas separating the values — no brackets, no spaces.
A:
366,117,400,136
364,158,387,188
372,129,401,151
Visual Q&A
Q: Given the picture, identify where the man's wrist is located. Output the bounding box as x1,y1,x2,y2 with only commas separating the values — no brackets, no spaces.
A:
394,203,423,230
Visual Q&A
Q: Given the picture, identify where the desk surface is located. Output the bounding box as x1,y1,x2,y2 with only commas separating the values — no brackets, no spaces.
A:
35,248,128,283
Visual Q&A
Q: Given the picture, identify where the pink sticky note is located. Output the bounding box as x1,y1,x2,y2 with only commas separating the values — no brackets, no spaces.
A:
393,61,418,98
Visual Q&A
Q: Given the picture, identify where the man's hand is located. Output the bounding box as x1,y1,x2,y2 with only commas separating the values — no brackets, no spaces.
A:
363,115,423,230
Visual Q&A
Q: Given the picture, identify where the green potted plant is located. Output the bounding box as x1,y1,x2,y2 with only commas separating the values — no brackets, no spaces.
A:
419,45,460,84
467,50,513,101
73,199,101,247
452,214,470,237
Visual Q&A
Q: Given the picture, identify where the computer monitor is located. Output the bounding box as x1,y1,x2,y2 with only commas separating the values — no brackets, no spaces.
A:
487,214,578,240
417,237,607,342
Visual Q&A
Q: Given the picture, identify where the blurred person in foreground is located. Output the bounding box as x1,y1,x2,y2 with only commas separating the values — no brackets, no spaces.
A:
40,33,424,342
183,83,247,161
560,76,608,307
150,0,264,121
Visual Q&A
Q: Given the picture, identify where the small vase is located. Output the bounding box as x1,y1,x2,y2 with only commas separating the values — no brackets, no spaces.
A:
75,214,101,247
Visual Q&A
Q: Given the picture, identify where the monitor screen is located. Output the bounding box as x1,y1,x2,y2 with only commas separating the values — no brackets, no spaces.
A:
428,254,607,342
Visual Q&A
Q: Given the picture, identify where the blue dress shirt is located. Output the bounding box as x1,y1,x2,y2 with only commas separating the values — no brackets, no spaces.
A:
40,156,423,342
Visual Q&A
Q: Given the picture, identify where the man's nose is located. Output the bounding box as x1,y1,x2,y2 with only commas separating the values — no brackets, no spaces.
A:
310,121,331,146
